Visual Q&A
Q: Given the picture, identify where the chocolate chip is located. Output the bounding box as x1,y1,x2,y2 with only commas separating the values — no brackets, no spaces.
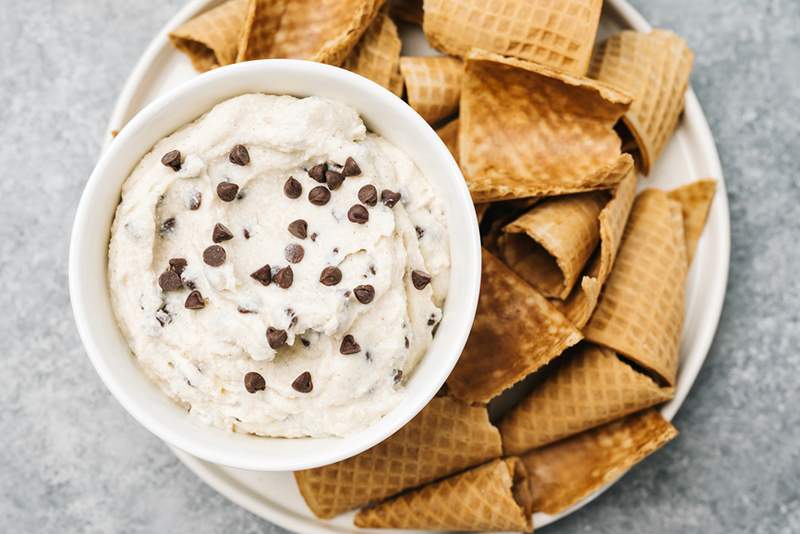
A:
404,336,409,348
325,170,344,190
358,185,377,206
169,257,187,275
342,157,361,177
300,337,310,347
238,307,256,314
288,219,308,239
229,144,250,165
186,280,196,290
310,232,318,242
250,264,272,286
203,245,226,266
285,243,305,263
308,163,327,183
161,150,181,171
348,205,369,224
411,269,431,290
160,217,176,235
284,177,302,199
415,226,424,239
244,372,266,393
339,335,361,355
217,182,239,202
184,290,205,309
273,266,294,288
353,284,375,304
292,371,313,393
212,223,234,243
428,317,436,326
243,228,250,239
381,189,401,207
189,191,202,210
320,266,342,286
158,270,182,291
266,327,288,349
308,186,331,206
393,369,403,384
156,304,171,326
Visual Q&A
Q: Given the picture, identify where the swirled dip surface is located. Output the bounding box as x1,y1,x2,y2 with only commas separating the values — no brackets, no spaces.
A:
108,94,450,437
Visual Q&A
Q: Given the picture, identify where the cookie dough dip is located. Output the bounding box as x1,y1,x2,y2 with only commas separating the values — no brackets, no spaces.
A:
108,94,450,438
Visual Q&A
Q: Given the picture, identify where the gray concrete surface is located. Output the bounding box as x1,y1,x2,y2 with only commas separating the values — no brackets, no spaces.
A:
1,0,798,532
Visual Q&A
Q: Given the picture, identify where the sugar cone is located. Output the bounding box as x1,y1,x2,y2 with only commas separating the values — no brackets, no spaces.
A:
342,14,404,96
235,0,286,62
423,0,602,76
590,30,694,174
354,458,533,532
460,49,633,203
447,249,583,403
522,410,678,515
584,189,688,386
294,396,501,519
169,0,249,72
668,179,717,264
435,118,459,164
400,56,463,124
500,344,674,455
389,0,423,25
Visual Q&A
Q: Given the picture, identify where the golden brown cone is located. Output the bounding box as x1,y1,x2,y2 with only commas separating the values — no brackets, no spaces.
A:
400,56,463,124
342,14,404,96
500,344,675,455
294,396,501,519
522,410,678,515
460,50,633,203
169,0,249,72
389,0,423,25
668,179,717,263
236,0,287,62
585,189,688,386
447,249,583,403
423,0,602,76
435,118,459,164
354,458,533,532
590,30,694,174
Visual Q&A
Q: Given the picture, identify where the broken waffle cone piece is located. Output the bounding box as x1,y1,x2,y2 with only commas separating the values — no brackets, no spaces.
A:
389,0,423,25
169,0,249,72
590,30,694,174
668,179,717,264
435,118,459,164
342,14,403,96
400,56,463,124
500,344,675,455
423,0,602,76
354,458,534,532
584,189,688,386
294,396,501,519
447,249,582,403
522,410,678,515
236,0,287,62
460,50,633,203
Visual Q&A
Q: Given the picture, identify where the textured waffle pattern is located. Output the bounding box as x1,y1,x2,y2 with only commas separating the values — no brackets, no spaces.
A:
522,410,678,515
501,344,674,455
343,14,404,96
170,0,249,71
436,119,459,164
668,179,716,263
355,458,533,531
460,50,632,202
236,0,286,62
294,396,501,518
585,190,687,385
400,56,463,124
590,30,694,174
423,0,602,76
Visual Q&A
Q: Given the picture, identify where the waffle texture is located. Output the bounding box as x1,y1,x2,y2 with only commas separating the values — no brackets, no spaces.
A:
400,56,463,124
169,0,249,71
236,0,286,62
343,14,404,96
668,179,717,264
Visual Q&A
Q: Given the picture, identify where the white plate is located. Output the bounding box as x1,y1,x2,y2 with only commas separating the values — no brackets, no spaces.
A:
104,0,730,531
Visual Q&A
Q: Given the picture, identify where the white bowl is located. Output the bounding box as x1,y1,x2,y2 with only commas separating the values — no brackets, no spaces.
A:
69,59,481,471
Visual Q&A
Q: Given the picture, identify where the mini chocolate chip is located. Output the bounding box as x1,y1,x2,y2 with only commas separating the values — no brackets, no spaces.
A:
348,204,369,224
358,185,377,206
160,217,176,235
369,265,376,275
212,223,234,243
320,266,342,286
238,307,256,314
411,270,432,289
229,144,250,166
161,150,181,171
365,351,372,361
237,189,246,200
308,163,327,183
189,191,202,210
185,280,196,290
250,264,272,286
169,257,187,275
404,336,409,348
333,247,339,254
428,317,436,326
325,170,344,190
342,157,361,177
284,177,302,199
393,369,403,383
273,266,294,288
158,270,182,291
156,304,171,326
308,186,331,206
266,327,288,349
288,219,308,239
244,372,266,393
310,232,318,242
340,335,361,355
353,284,375,304
184,290,205,309
243,228,250,239
285,243,305,263
292,371,313,393
203,245,226,266
301,337,310,347
415,226,425,239
217,182,239,202
381,189,401,207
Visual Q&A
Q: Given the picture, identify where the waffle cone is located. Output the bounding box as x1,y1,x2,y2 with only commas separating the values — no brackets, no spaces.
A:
460,50,633,203
668,179,717,263
423,0,602,76
400,56,463,124
435,118,459,164
389,0,423,25
235,0,286,62
169,0,249,72
294,396,501,519
500,344,674,455
522,410,678,515
585,189,688,386
447,249,582,403
590,30,694,174
354,458,533,532
342,14,404,96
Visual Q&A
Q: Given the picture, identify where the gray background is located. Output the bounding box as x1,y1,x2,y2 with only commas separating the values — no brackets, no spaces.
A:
2,0,798,532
